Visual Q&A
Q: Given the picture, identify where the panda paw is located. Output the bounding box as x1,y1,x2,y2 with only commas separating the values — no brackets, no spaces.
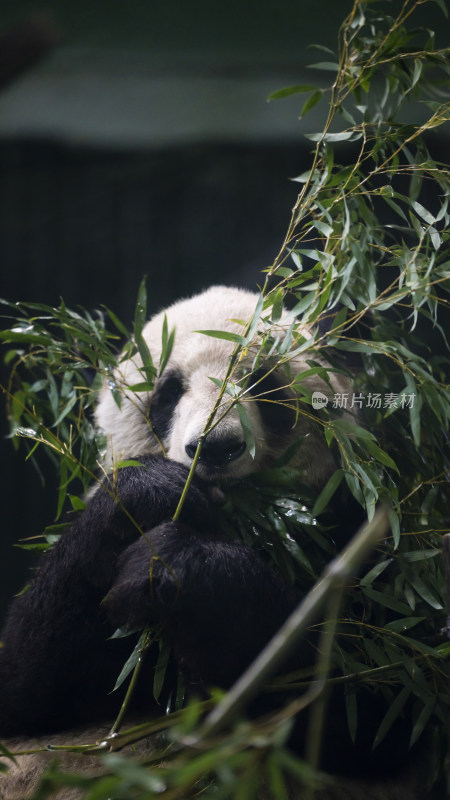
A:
104,521,299,688
103,522,186,630
90,456,212,540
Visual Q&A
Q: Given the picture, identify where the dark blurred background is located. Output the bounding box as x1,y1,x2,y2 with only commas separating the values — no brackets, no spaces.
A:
0,0,447,614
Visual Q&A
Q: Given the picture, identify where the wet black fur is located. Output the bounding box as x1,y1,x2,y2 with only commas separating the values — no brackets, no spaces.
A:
0,456,297,736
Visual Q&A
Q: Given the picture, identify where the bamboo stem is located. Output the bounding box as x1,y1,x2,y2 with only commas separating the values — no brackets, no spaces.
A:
108,630,152,736
304,582,346,800
192,507,389,743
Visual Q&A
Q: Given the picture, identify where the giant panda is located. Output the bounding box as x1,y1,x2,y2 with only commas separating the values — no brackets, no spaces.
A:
0,286,435,799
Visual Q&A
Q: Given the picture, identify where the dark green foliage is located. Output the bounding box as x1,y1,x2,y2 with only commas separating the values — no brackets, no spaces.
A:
0,297,124,511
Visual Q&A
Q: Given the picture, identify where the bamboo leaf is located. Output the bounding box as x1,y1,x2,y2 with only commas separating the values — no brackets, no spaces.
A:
364,439,399,473
313,220,334,238
271,288,285,323
112,632,146,692
235,402,256,458
409,697,436,747
268,84,317,101
360,558,393,587
373,687,410,749
159,315,176,376
384,617,425,633
246,292,264,341
300,90,323,118
345,690,358,744
311,469,344,517
153,638,171,701
306,61,339,71
411,201,435,225
196,330,248,346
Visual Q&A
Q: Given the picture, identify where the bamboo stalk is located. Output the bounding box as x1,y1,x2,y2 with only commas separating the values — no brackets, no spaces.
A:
192,507,390,743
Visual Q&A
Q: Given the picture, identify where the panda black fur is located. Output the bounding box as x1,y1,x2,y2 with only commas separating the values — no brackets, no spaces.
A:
0,287,435,798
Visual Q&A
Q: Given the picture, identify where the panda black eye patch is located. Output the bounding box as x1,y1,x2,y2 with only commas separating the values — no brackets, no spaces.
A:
149,371,185,440
248,368,296,435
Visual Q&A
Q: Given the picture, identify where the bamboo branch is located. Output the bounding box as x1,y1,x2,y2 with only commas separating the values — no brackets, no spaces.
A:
192,507,390,743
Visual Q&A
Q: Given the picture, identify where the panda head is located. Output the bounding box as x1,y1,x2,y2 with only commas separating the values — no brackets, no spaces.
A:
96,286,351,487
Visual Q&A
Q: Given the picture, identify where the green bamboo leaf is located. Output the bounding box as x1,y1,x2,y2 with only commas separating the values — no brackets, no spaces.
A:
332,418,376,442
410,59,423,90
403,373,422,447
101,753,166,792
153,638,171,702
135,333,156,385
112,632,146,692
159,314,176,376
134,277,148,336
404,575,443,610
289,293,316,317
364,638,390,667
56,458,68,520
311,469,344,517
313,220,334,238
68,494,86,512
384,617,425,633
361,586,411,616
268,84,317,101
306,61,339,71
402,636,446,657
373,686,410,749
411,201,435,225
196,330,248,346
410,697,436,747
267,752,289,799
306,131,361,143
432,0,448,16
236,402,256,459
53,393,78,427
338,105,356,125
429,226,442,250
127,381,154,392
364,439,399,473
310,44,335,55
388,508,401,550
300,89,323,118
0,329,49,345
383,195,409,222
104,306,130,337
360,558,393,587
15,543,51,552
271,288,284,323
402,549,439,563
246,292,264,341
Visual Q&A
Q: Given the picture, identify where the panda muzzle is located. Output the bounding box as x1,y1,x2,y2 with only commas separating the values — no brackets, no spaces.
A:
185,436,246,468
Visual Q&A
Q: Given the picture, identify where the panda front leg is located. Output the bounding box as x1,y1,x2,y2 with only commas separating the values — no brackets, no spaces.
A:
0,457,210,736
104,522,298,690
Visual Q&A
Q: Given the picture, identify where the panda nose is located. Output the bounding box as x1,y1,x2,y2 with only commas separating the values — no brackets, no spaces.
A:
185,437,246,467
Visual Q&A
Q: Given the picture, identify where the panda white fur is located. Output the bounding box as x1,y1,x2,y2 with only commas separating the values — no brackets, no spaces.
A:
96,285,341,486
0,286,432,799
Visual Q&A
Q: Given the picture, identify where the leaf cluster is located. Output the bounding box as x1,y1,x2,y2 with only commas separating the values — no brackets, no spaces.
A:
0,281,175,518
